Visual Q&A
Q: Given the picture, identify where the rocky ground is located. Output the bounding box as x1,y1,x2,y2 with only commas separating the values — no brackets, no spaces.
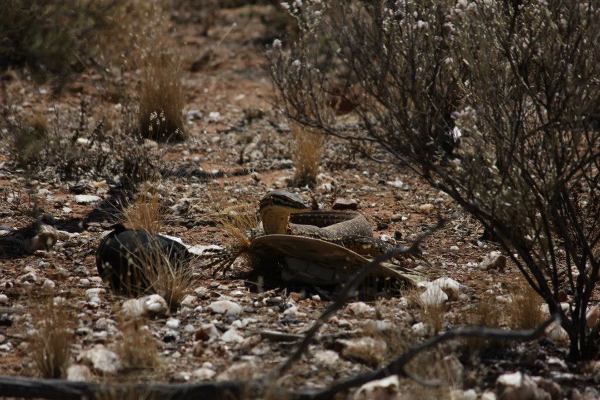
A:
0,3,599,400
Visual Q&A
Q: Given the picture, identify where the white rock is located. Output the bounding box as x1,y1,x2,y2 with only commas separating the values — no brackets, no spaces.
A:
420,285,448,307
144,294,168,314
74,194,101,204
481,391,497,400
479,251,507,271
546,322,569,345
197,323,220,341
496,372,548,400
450,245,460,252
450,389,477,400
431,277,461,300
411,322,428,336
66,364,93,381
42,279,56,290
347,302,376,317
85,288,104,302
207,111,222,123
180,295,196,307
208,300,242,316
354,375,400,400
166,318,180,329
192,367,216,381
221,328,244,343
122,294,168,319
0,294,9,305
314,350,339,367
78,345,121,374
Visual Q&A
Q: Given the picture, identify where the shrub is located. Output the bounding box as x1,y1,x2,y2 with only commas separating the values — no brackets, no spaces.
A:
0,0,167,81
138,53,186,142
271,0,600,361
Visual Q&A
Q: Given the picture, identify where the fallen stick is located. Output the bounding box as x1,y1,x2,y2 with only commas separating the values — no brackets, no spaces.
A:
0,376,250,400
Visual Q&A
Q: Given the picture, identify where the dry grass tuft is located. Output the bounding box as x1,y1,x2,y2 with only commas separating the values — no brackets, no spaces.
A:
462,296,503,355
138,53,186,142
131,239,196,310
115,318,160,370
13,113,49,167
122,191,163,234
406,287,446,334
291,125,325,188
219,205,259,251
507,279,545,330
29,298,73,378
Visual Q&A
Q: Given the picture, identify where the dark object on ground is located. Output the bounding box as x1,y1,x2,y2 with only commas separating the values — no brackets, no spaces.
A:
96,224,192,295
0,219,57,258
479,226,501,243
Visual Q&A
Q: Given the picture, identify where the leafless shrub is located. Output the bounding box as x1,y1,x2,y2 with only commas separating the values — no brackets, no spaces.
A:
291,125,325,187
3,98,160,188
138,53,186,142
271,0,600,361
115,318,160,370
29,299,73,379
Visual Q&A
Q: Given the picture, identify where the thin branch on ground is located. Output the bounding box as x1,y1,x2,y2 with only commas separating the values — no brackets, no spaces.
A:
308,315,558,400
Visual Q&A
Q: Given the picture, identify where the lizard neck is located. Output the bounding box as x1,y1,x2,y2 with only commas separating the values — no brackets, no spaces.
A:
260,206,291,234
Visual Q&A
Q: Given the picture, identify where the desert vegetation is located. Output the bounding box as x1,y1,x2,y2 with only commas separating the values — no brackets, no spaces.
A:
0,1,598,399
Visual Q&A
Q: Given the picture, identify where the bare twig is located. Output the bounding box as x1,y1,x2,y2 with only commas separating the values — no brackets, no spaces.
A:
271,218,446,379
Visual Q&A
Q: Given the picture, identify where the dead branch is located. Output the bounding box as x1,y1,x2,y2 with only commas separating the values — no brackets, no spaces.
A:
272,218,446,379
306,315,558,399
0,376,250,400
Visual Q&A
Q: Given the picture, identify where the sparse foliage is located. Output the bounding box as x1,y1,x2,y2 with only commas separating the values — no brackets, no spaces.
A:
0,0,168,82
29,299,73,379
271,0,600,361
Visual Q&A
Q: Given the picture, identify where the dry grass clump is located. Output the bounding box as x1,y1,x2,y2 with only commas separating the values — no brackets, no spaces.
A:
406,287,445,335
291,125,325,188
29,299,73,378
115,318,160,370
203,205,259,275
461,297,503,356
122,191,163,234
134,241,196,310
138,53,186,142
507,279,545,330
12,113,49,167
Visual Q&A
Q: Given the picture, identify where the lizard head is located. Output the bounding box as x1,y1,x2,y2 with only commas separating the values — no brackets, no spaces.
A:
259,190,309,234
